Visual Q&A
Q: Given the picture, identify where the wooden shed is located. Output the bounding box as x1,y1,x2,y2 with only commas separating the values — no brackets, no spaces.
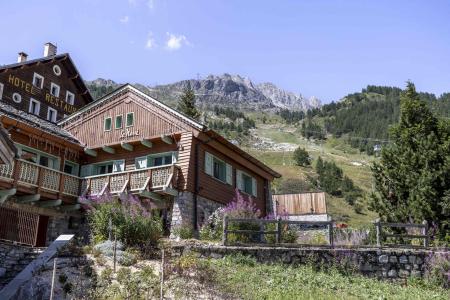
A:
273,192,328,221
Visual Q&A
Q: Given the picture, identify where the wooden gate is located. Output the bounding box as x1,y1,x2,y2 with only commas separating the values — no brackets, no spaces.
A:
0,207,39,246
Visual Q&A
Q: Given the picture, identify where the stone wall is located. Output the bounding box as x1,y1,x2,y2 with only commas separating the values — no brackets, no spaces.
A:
46,215,88,245
170,191,223,229
0,242,44,289
175,244,441,280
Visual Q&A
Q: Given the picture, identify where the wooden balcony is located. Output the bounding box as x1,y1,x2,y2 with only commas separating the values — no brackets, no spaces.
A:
0,159,81,206
82,165,180,199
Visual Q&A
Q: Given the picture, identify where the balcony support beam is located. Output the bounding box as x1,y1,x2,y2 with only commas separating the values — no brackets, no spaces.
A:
161,135,173,144
140,190,164,202
38,199,62,208
0,188,16,197
121,142,133,151
102,146,115,154
141,139,153,148
84,148,97,157
163,187,178,196
59,204,80,212
16,194,40,204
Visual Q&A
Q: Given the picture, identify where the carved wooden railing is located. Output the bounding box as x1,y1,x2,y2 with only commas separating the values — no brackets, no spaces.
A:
83,164,180,196
0,159,81,197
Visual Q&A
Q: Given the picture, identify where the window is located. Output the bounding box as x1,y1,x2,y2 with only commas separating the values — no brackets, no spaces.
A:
12,93,22,103
0,83,3,100
115,115,123,129
204,151,232,184
32,73,44,89
126,112,134,127
47,107,57,122
93,160,124,175
104,117,112,131
50,83,60,97
16,144,59,170
29,98,40,115
53,65,62,76
66,91,75,105
135,156,148,169
237,170,257,197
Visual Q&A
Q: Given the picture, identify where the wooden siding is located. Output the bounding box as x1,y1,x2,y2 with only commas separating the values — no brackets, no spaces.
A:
63,91,194,149
177,131,194,191
195,139,267,215
273,192,327,215
0,59,90,121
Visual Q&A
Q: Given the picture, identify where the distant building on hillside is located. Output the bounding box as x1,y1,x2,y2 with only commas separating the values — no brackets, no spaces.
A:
272,192,329,221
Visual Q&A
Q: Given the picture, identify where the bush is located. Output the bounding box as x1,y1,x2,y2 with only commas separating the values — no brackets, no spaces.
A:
425,252,450,288
118,251,137,266
199,208,225,241
80,192,163,247
293,147,311,167
172,225,194,239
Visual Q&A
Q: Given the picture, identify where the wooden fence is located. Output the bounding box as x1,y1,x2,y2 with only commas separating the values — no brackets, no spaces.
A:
222,216,431,248
222,216,334,246
374,218,429,248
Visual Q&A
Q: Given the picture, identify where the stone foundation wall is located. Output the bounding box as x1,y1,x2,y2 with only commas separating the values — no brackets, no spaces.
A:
0,242,44,289
175,244,440,280
170,192,223,229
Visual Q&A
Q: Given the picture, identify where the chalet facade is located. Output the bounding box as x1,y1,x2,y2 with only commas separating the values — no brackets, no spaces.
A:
0,43,280,247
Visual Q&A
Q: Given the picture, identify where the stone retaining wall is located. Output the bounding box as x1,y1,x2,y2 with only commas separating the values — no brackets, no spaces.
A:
0,242,44,289
175,244,443,280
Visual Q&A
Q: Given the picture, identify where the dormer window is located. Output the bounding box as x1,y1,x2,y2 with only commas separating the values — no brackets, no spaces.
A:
32,73,44,89
66,91,75,105
50,83,60,97
126,112,134,127
29,98,41,115
115,115,123,129
47,107,57,122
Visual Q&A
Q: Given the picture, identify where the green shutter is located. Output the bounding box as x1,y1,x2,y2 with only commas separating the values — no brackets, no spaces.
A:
205,152,213,176
236,170,243,190
252,177,257,197
226,163,232,185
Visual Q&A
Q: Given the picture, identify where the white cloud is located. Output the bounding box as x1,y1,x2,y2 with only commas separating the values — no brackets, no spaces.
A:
166,33,191,50
145,32,156,49
147,0,154,9
119,15,129,24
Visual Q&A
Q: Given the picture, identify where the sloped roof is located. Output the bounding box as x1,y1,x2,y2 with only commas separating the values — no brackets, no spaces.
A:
0,53,93,104
0,102,81,144
273,192,327,215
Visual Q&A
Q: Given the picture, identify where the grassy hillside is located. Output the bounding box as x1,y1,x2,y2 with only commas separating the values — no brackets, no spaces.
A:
247,123,378,227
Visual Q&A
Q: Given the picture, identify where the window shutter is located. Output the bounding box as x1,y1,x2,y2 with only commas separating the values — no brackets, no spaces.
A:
113,160,125,172
136,157,147,169
226,163,232,185
204,152,213,176
236,170,243,190
80,164,93,177
251,177,257,197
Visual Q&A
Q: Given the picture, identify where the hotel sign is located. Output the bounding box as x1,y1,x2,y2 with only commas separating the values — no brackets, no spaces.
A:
6,74,78,114
119,128,141,140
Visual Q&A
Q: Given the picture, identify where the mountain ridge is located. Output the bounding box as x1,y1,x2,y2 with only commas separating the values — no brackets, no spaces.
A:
85,74,321,112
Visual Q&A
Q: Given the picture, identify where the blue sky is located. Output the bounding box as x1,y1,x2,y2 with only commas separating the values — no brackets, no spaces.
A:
1,0,449,102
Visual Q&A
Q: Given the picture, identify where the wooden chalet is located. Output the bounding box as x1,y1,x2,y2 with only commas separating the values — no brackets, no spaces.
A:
0,43,280,247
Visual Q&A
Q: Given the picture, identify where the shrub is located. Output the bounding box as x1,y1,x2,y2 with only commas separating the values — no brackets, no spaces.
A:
293,147,311,167
80,192,163,247
172,224,194,239
118,251,137,266
199,208,225,241
425,252,450,288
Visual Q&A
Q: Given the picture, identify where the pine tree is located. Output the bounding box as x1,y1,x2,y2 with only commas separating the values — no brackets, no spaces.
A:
370,82,450,240
177,86,201,120
293,147,310,167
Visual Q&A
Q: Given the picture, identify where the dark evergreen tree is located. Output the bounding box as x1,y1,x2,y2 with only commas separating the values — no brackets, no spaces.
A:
293,147,310,167
177,86,201,120
370,82,450,240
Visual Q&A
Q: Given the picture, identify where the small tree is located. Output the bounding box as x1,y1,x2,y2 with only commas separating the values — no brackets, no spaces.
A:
293,146,310,167
177,86,201,120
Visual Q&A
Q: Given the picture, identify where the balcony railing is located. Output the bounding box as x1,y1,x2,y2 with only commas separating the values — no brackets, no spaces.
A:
0,159,81,197
82,164,180,196
0,159,180,199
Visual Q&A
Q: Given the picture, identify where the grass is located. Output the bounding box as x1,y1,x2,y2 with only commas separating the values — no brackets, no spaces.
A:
207,255,448,300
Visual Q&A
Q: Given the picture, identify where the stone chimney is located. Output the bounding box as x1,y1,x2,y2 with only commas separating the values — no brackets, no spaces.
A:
44,42,57,57
17,52,28,63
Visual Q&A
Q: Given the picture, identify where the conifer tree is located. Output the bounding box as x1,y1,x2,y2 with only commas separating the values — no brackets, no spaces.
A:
177,86,201,120
370,82,450,240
